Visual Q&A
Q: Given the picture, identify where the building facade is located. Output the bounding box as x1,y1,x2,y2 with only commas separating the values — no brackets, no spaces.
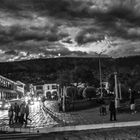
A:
0,75,25,100
43,83,58,99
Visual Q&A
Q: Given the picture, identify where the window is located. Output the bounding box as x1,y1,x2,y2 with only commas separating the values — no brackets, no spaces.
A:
52,85,57,89
36,86,43,90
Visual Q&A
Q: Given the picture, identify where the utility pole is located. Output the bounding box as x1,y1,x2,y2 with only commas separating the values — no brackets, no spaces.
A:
62,86,66,112
98,53,103,98
119,82,122,100
114,72,120,108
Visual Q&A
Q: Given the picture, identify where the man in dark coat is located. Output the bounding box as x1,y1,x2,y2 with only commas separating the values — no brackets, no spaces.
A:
14,103,20,123
8,105,14,125
109,99,117,121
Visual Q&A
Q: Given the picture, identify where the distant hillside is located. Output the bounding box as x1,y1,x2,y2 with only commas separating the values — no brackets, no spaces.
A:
0,56,139,84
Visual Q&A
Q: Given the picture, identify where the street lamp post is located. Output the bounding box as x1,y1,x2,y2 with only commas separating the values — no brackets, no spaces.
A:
114,72,120,108
98,52,103,98
62,86,66,112
119,82,122,100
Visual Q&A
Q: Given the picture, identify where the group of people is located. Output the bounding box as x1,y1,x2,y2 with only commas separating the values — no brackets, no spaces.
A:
99,98,116,121
8,101,31,126
99,88,137,121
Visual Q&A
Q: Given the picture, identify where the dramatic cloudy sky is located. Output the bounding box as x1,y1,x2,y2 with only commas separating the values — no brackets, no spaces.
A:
0,0,140,61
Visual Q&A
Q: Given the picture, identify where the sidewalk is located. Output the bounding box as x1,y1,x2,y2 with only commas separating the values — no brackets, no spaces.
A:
43,100,140,127
3,100,140,134
23,101,138,133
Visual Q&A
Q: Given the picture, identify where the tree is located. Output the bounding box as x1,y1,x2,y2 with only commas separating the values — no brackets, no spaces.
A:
66,86,78,100
77,87,85,99
134,82,140,92
121,84,129,99
72,66,99,87
108,73,115,92
57,70,73,88
83,86,97,99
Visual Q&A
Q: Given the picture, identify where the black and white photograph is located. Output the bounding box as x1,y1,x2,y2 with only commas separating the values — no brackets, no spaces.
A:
0,0,140,139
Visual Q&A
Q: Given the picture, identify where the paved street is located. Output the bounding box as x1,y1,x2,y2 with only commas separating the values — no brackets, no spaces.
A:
43,99,140,127
0,110,8,128
1,99,140,132
0,101,58,130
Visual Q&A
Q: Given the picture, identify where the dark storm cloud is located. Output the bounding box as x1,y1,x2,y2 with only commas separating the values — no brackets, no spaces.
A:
0,23,69,47
0,0,22,10
4,50,18,55
98,19,140,41
0,0,140,24
0,0,140,60
0,0,101,18
75,28,105,44
14,30,46,41
74,17,140,45
29,0,140,27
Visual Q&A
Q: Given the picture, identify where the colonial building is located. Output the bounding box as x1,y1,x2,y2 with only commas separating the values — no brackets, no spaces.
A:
0,75,26,100
34,83,59,99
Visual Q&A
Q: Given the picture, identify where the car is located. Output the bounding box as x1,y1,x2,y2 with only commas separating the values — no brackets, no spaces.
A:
0,100,10,110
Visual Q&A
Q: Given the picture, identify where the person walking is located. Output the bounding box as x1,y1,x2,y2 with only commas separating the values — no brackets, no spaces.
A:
20,103,26,125
129,88,136,114
109,99,117,121
14,103,20,123
8,105,14,125
25,103,31,126
99,98,107,116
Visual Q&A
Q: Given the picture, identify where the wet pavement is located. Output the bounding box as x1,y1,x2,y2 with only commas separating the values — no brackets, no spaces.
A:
43,99,140,127
1,99,140,131
0,101,58,129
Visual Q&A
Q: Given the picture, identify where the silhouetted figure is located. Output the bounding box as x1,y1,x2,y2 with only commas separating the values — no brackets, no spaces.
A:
109,100,116,121
25,103,32,126
20,103,26,125
14,103,20,123
99,98,107,116
129,89,136,114
8,105,14,125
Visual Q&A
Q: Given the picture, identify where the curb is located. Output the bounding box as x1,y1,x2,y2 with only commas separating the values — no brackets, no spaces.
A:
38,121,140,133
6,121,140,134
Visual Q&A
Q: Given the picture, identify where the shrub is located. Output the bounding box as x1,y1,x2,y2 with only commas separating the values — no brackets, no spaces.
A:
83,86,97,99
66,86,78,100
77,87,85,99
121,84,129,99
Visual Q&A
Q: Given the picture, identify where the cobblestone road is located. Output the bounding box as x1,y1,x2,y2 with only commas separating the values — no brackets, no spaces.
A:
1,99,140,131
44,99,140,127
0,101,58,129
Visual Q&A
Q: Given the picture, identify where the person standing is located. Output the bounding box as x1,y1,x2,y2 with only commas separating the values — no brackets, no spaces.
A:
14,103,20,123
129,88,136,114
20,103,26,125
8,105,14,125
109,99,117,121
25,103,31,126
99,98,107,116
